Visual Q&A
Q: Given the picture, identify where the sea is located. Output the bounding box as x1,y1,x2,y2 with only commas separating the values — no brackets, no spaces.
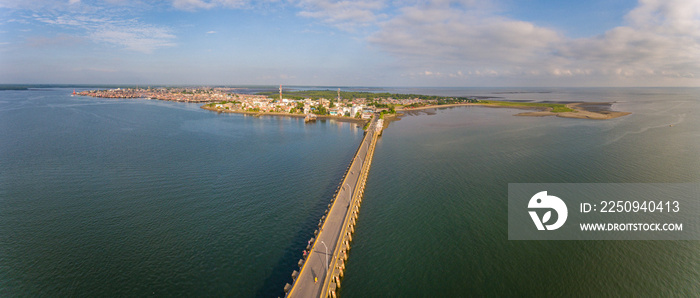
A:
1,87,698,297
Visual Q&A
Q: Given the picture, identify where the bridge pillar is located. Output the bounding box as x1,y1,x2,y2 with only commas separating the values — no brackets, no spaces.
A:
329,283,337,298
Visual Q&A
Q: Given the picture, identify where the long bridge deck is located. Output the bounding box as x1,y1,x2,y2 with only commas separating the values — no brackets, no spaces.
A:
285,115,382,297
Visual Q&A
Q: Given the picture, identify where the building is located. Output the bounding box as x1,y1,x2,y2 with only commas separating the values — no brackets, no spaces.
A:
351,105,363,117
361,108,374,119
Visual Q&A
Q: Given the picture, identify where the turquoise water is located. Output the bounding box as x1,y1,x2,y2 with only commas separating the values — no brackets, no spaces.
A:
1,87,699,296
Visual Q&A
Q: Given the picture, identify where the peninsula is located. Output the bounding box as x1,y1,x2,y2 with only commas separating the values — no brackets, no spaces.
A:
77,87,631,120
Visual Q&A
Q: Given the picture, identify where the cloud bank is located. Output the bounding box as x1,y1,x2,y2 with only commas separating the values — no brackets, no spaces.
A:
368,0,700,85
27,6,176,53
3,0,699,86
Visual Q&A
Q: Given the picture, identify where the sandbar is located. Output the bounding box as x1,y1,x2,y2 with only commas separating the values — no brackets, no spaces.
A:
396,102,630,120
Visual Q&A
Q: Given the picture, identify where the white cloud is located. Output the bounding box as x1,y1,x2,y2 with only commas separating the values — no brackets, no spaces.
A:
368,0,700,85
27,7,177,53
171,0,247,11
368,2,561,71
555,0,700,80
294,0,387,30
5,0,700,86
0,0,84,9
90,22,176,53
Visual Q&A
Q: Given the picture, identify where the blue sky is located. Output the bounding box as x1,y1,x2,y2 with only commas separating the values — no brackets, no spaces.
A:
1,0,699,87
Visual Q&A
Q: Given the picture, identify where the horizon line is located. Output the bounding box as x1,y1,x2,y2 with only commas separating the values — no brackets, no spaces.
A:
1,83,698,89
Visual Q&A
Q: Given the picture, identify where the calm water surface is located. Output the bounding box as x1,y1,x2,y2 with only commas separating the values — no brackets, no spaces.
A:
342,88,700,296
0,89,363,297
1,87,699,297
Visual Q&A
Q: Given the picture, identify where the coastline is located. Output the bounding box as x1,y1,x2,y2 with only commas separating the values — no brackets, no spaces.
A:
200,105,369,124
77,89,630,122
396,102,631,120
201,101,630,123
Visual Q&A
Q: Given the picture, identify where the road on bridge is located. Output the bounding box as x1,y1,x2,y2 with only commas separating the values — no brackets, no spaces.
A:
288,115,379,297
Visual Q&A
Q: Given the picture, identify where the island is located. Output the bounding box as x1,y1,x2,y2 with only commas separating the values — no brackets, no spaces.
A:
76,87,631,121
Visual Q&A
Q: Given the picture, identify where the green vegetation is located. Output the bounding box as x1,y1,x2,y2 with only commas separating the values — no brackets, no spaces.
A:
363,121,370,130
313,106,327,115
379,109,394,119
480,100,575,113
257,89,479,103
369,103,397,113
404,102,428,108
368,102,391,108
205,100,240,108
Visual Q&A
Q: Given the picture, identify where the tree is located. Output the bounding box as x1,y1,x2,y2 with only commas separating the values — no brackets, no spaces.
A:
314,106,328,115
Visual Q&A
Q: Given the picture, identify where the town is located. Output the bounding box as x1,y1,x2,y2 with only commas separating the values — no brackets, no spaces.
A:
77,87,241,103
77,86,480,120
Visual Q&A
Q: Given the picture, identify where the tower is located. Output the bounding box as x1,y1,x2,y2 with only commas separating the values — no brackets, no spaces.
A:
337,88,340,101
279,85,282,101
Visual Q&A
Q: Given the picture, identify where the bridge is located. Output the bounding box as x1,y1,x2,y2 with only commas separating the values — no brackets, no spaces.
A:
284,115,383,297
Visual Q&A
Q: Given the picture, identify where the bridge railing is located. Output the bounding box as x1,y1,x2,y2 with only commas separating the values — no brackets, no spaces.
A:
287,116,378,297
321,117,380,297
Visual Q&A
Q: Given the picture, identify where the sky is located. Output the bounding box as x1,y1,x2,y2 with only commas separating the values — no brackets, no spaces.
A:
1,0,699,87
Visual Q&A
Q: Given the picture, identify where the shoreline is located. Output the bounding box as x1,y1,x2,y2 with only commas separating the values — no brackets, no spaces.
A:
77,88,630,121
201,101,631,124
396,102,631,120
200,105,369,124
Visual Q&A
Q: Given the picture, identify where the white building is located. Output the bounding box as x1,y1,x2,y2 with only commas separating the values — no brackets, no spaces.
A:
351,105,363,117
